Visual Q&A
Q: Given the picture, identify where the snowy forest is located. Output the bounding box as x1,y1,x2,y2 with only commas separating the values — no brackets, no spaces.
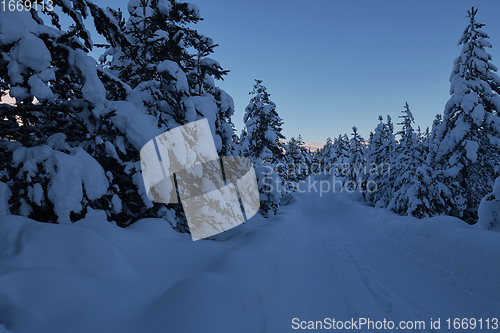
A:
2,1,500,229
0,1,500,332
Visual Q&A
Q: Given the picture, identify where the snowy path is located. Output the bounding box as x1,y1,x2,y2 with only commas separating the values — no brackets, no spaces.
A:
1,175,499,333
257,179,499,332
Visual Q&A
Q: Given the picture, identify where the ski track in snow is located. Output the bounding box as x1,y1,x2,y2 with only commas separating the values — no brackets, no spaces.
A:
0,175,499,333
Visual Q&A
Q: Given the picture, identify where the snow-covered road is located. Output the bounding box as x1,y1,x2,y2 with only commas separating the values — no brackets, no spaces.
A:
0,175,499,332
258,178,500,332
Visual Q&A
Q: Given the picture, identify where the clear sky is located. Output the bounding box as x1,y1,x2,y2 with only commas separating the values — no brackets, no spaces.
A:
96,0,500,143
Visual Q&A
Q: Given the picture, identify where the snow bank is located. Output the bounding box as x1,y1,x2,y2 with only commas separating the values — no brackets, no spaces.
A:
0,216,135,277
361,207,500,300
0,212,268,333
0,216,138,332
132,272,262,333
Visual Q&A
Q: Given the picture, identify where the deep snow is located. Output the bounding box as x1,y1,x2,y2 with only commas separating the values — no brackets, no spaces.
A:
0,174,499,332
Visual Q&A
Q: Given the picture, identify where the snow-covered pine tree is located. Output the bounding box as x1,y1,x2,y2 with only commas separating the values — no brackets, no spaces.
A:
282,137,298,190
432,7,500,223
364,115,396,207
1,0,236,230
364,116,385,201
426,114,442,159
185,28,236,156
316,137,336,174
104,0,197,126
309,140,324,175
97,0,203,230
284,135,311,185
388,103,432,217
416,125,425,148
102,0,236,153
345,126,365,191
212,89,238,155
98,0,237,230
0,1,136,224
240,80,285,217
190,55,236,156
188,35,229,95
240,80,285,164
315,138,327,174
383,115,397,158
296,134,312,178
411,113,453,219
331,134,350,177
476,176,500,231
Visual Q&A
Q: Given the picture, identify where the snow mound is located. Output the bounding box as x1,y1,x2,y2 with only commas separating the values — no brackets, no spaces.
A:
0,216,135,277
133,272,262,333
363,210,500,300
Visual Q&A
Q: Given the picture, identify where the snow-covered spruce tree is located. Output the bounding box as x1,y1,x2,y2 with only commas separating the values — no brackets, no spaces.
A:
364,116,386,201
284,135,311,186
104,0,198,127
0,1,140,224
316,137,336,174
407,113,454,219
331,134,350,177
426,114,442,159
189,48,236,156
104,0,237,152
240,80,285,217
388,103,433,217
1,0,235,229
98,0,236,231
309,142,322,175
107,0,202,84
345,127,365,191
416,126,427,149
103,0,235,155
313,138,327,174
364,115,396,207
431,7,500,223
296,134,313,179
476,176,500,231
189,37,227,94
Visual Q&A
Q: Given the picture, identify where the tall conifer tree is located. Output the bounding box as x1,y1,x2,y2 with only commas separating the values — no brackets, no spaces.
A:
432,7,500,223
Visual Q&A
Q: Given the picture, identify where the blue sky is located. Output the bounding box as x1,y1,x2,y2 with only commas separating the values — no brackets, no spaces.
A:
193,0,500,142
95,0,500,143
